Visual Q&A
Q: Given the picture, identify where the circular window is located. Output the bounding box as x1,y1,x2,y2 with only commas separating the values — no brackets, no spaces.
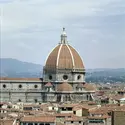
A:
34,85,38,88
49,75,52,80
77,75,81,80
63,75,68,80
3,84,6,88
19,84,22,88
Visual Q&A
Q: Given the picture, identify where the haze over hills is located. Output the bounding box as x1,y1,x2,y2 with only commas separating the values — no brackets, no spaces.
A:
0,58,125,83
0,58,42,78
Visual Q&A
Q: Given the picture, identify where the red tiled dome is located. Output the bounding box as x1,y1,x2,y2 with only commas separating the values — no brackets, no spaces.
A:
45,82,53,87
57,82,73,92
45,44,84,70
83,83,97,91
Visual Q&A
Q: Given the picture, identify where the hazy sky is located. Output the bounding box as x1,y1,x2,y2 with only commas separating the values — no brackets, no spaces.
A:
0,0,125,68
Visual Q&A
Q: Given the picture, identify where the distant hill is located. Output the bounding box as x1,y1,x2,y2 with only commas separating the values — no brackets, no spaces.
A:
0,58,125,83
0,58,42,78
85,68,125,83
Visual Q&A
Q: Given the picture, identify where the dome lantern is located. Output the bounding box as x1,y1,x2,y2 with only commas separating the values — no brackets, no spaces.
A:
60,27,68,44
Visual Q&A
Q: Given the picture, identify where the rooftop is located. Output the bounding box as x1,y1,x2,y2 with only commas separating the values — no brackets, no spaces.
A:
21,116,56,123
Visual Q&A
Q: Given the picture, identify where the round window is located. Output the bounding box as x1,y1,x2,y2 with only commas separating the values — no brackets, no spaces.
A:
3,84,6,88
77,75,81,80
19,84,22,88
34,85,38,88
49,75,52,80
63,75,68,80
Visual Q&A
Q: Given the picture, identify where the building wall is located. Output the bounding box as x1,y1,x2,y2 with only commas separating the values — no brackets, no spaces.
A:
112,111,125,125
0,80,93,103
1,82,42,90
82,109,89,116
73,94,88,101
0,92,10,102
75,109,82,117
20,122,55,125
11,93,26,102
60,111,73,114
65,121,84,125
43,68,85,83
0,81,43,103
43,72,56,82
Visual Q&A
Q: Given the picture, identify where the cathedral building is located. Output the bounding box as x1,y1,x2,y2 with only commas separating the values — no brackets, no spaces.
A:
0,28,96,103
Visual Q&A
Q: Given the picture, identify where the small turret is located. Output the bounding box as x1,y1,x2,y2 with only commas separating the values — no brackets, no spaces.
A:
60,27,68,44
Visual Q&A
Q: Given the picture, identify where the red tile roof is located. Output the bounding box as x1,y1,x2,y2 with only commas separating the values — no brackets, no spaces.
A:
57,82,73,92
59,103,79,108
0,77,43,81
21,116,56,122
45,82,53,87
65,116,83,121
45,44,84,69
55,113,74,117
0,120,14,125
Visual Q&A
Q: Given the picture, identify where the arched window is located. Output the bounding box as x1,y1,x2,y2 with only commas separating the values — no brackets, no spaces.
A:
77,75,81,80
49,75,52,80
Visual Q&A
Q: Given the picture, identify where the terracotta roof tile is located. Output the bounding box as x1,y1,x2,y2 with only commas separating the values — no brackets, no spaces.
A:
69,45,84,69
45,45,60,69
82,105,98,110
73,106,82,111
0,77,43,81
65,116,84,122
45,44,84,70
0,120,14,125
57,83,73,92
45,82,53,87
83,83,97,91
59,103,79,108
21,116,56,122
55,113,74,117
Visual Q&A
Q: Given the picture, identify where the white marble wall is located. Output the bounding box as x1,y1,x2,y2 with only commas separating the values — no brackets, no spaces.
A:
0,80,92,103
1,82,42,90
43,69,85,83
0,81,43,103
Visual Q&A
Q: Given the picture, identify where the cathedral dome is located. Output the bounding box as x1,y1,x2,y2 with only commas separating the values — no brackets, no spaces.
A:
57,82,73,92
45,28,84,70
